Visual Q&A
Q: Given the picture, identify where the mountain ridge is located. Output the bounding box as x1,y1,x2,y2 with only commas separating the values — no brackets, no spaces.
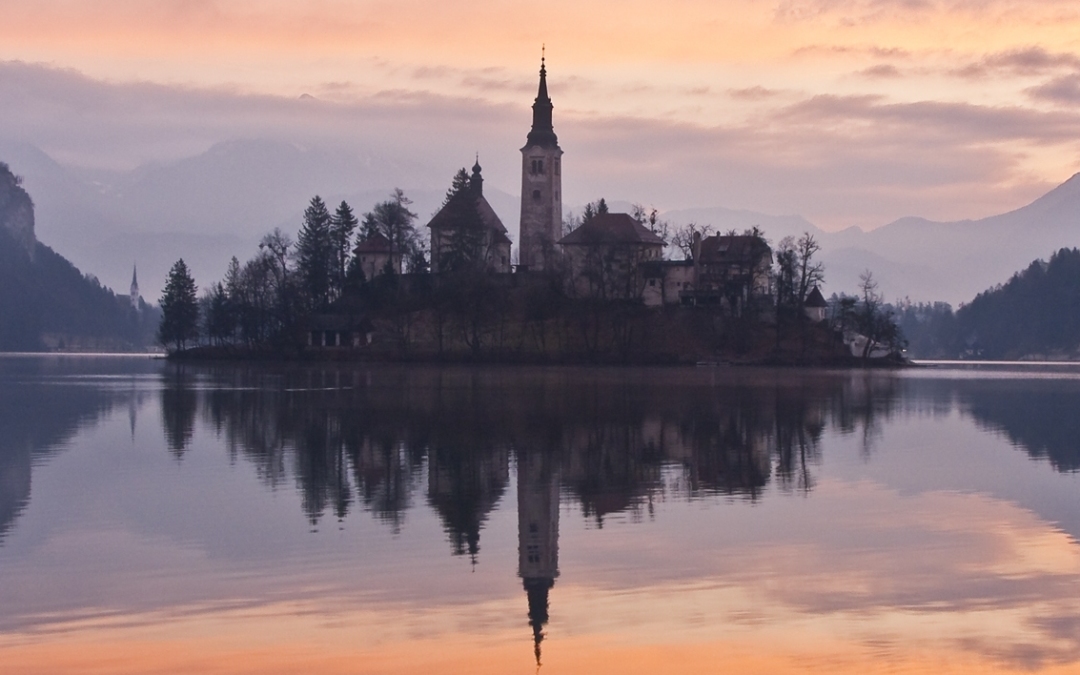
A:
4,137,1080,305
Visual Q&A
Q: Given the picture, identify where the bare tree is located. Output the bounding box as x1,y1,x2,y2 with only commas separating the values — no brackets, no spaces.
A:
795,233,825,307
670,222,713,260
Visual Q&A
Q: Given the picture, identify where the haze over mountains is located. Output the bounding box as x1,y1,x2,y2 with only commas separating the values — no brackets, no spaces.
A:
3,137,1079,305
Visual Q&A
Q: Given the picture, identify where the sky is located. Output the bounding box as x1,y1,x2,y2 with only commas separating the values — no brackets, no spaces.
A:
3,0,1080,230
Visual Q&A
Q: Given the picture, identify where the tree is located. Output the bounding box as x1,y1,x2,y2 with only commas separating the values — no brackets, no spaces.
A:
203,281,234,346
360,189,420,275
632,204,670,245
436,170,487,273
795,233,825,308
330,201,358,296
855,271,905,359
158,259,199,352
670,222,713,260
296,196,334,309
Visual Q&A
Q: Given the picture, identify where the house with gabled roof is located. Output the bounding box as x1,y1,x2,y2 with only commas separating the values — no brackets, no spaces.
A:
557,212,665,299
352,232,401,280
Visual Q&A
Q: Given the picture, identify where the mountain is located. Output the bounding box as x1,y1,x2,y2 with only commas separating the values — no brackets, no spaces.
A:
899,248,1080,360
0,162,157,351
0,139,520,299
816,175,1080,304
6,137,1080,305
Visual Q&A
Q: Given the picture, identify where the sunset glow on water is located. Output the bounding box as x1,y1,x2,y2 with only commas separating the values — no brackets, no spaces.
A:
1,357,1078,673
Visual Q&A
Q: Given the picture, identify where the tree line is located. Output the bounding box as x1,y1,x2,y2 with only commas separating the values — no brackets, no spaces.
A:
896,247,1080,359
158,178,902,362
158,188,429,351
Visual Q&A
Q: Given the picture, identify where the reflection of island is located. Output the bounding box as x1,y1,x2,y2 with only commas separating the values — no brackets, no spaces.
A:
166,364,902,658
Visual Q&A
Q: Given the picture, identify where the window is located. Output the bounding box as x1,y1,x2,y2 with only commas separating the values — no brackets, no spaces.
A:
530,158,544,175
554,158,560,175
532,189,541,201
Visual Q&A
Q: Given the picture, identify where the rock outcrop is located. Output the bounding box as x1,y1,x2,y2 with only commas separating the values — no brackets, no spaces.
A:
0,162,36,259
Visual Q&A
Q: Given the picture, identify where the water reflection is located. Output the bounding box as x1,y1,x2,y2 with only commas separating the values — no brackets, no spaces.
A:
2,358,1079,673
170,366,895,532
0,357,151,541
158,365,902,664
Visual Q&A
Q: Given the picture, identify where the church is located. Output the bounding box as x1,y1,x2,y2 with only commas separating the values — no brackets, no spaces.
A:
423,55,774,313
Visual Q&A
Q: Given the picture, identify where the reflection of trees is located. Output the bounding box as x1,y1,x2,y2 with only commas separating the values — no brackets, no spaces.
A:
0,359,147,542
830,373,901,458
160,367,198,457
178,366,900,535
953,380,1080,473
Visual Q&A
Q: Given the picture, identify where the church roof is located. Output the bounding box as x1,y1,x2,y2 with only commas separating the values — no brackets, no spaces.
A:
558,213,665,247
427,194,510,241
804,286,828,308
353,232,393,253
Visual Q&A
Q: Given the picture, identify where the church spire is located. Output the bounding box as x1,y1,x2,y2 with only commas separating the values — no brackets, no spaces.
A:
471,153,484,196
526,49,558,148
129,263,140,310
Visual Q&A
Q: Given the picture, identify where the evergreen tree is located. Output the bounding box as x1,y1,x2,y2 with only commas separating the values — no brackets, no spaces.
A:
330,201,358,297
296,196,334,309
360,188,419,274
438,170,486,273
158,258,199,352
204,281,234,346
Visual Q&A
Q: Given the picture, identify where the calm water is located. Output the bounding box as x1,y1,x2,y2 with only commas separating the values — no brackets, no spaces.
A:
1,356,1079,674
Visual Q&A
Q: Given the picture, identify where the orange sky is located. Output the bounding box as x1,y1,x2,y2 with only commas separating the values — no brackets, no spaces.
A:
3,0,1080,228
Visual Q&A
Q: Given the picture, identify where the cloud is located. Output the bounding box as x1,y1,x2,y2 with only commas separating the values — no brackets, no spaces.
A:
857,64,904,78
776,0,1078,24
952,47,1080,79
729,86,781,100
2,58,1077,237
1026,74,1080,106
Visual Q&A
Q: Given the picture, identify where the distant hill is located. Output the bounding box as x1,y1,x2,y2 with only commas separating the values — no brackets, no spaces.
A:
814,175,1080,303
0,162,158,351
899,248,1080,360
0,139,518,299
954,248,1080,359
7,137,1080,304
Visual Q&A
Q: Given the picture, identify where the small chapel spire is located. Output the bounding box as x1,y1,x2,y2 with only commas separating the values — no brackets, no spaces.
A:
470,154,484,196
129,263,140,310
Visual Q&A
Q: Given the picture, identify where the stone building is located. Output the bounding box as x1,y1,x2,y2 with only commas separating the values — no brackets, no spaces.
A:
557,212,665,299
427,161,512,274
352,232,401,279
518,56,564,272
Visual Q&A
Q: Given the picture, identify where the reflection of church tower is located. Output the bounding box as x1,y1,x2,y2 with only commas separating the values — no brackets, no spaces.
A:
129,264,140,310
517,450,560,665
518,51,563,272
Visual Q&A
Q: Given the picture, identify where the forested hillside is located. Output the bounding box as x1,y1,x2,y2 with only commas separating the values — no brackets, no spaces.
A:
898,248,1080,360
0,162,158,351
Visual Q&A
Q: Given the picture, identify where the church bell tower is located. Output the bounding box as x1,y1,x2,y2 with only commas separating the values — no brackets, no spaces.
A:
518,52,563,272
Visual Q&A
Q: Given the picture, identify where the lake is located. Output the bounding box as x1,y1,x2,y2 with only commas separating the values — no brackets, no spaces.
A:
1,355,1078,674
